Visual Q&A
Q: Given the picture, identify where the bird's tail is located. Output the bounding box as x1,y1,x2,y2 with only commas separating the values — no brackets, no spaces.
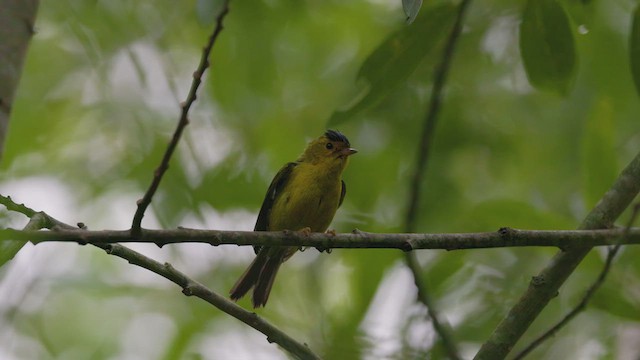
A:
252,254,282,308
229,251,283,308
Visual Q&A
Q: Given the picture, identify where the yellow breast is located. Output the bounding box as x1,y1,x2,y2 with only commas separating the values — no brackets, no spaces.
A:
267,162,342,232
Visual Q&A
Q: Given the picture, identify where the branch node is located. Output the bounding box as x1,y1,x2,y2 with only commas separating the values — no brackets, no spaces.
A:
24,17,36,35
498,227,515,238
104,244,114,254
401,241,414,252
77,236,88,246
530,275,546,287
182,286,194,296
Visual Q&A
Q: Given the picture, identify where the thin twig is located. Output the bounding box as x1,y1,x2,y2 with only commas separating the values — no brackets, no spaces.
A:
512,203,640,359
1,197,320,360
97,244,320,360
0,194,36,217
402,1,473,359
403,252,460,358
130,0,230,236
4,226,640,249
405,0,472,232
475,150,640,360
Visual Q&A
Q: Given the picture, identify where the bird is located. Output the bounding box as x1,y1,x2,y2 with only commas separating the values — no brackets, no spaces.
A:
229,130,357,308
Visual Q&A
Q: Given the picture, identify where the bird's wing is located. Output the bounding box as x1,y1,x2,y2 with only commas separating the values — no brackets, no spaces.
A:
253,162,297,254
254,162,298,231
339,180,346,207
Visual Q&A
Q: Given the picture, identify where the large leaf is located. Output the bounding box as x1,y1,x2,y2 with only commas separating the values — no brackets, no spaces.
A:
328,3,456,126
0,240,27,267
519,0,576,94
402,0,423,24
630,4,640,97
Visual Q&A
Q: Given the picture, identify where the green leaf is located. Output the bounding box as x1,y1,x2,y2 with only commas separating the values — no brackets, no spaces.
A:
519,0,576,94
0,240,27,267
582,98,618,208
328,3,456,126
402,0,423,24
630,5,640,97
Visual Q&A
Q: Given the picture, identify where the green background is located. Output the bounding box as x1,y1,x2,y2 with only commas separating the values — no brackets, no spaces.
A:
1,0,639,359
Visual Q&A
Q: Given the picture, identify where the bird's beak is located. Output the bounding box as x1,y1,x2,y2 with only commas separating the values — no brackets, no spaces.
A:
341,148,358,157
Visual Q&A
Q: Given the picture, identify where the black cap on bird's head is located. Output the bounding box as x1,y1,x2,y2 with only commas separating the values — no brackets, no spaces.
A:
298,129,357,163
324,129,351,147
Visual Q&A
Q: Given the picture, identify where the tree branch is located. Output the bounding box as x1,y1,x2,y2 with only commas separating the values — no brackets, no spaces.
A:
3,226,640,250
99,244,320,360
512,203,640,359
130,0,230,235
475,150,640,360
1,197,320,360
403,1,473,358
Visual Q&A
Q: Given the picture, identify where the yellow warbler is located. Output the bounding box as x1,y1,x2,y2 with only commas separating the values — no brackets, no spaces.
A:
230,130,357,307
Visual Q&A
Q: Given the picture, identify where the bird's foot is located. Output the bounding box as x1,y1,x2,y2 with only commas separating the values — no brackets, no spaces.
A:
299,227,312,236
297,227,312,251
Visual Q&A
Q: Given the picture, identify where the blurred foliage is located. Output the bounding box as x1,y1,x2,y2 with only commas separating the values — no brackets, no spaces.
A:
631,4,640,96
1,0,640,359
328,3,456,126
519,0,576,94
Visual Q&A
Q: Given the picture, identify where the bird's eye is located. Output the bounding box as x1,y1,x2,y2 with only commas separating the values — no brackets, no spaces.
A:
325,142,333,150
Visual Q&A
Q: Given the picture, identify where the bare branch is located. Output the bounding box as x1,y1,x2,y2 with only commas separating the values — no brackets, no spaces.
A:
131,0,230,235
99,243,320,360
3,226,640,250
475,150,640,360
512,203,640,359
0,194,36,217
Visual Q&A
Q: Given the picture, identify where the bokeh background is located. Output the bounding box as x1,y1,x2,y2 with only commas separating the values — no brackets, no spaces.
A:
1,0,640,359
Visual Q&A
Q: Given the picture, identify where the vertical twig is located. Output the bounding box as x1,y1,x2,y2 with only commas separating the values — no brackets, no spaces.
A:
131,0,231,235
403,0,472,359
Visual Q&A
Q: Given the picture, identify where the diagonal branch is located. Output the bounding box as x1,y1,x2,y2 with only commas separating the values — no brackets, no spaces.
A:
402,0,473,358
475,150,640,360
98,244,320,360
130,0,230,236
512,203,640,359
2,197,320,360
